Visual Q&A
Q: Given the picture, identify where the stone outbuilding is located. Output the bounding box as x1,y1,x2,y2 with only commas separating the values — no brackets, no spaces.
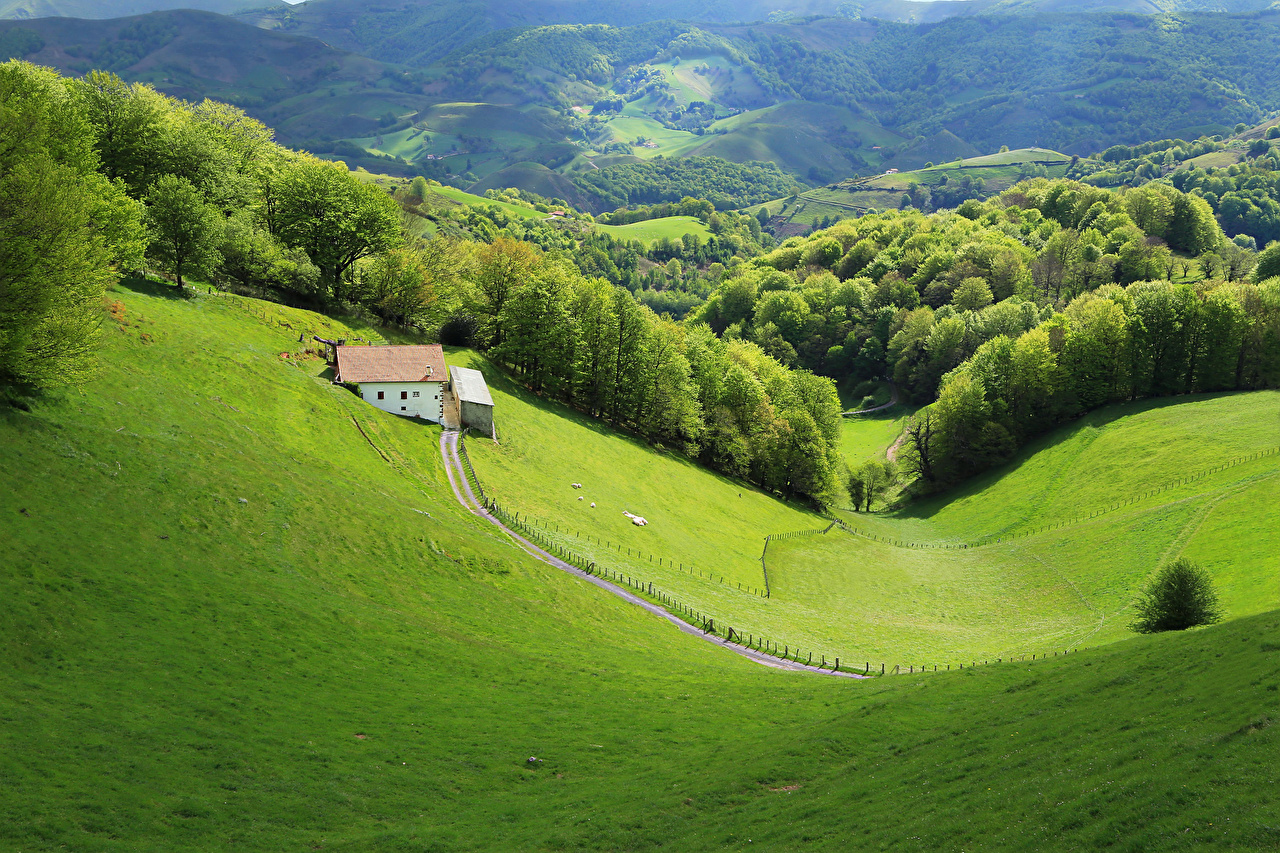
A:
449,365,494,434
336,344,447,422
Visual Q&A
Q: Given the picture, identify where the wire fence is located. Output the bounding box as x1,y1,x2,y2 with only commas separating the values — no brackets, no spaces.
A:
759,523,836,597
461,433,1104,677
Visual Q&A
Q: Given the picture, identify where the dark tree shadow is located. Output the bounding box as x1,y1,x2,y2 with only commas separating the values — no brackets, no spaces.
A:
115,274,191,300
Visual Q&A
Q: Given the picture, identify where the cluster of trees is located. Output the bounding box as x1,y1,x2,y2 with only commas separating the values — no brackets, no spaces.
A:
902,276,1280,486
0,60,144,394
573,156,798,211
0,60,433,390
1064,132,1280,248
456,238,846,502
686,175,1280,489
596,197,717,226
693,179,1227,401
401,182,772,319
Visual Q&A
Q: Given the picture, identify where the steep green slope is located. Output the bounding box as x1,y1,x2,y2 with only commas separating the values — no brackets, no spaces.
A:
2,278,1278,850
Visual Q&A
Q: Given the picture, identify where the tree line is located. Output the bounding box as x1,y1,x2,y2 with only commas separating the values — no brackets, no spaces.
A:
0,60,843,504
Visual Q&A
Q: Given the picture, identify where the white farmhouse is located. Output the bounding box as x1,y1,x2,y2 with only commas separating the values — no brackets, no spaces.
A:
336,344,447,422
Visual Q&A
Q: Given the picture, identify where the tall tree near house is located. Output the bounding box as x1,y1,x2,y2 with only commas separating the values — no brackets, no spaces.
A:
271,157,400,302
144,173,222,289
473,236,536,349
493,259,576,397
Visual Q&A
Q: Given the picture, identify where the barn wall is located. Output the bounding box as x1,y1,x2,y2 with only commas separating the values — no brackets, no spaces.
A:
460,400,494,433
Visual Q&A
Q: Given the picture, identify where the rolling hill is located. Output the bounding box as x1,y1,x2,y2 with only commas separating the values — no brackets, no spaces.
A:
13,4,1280,202
2,271,1277,850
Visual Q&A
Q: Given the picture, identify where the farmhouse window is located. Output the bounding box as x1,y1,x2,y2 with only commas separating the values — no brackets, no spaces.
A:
401,391,408,400
412,391,420,397
377,391,384,400
401,406,406,411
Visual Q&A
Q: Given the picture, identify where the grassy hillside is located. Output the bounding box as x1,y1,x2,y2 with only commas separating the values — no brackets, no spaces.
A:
762,147,1073,229
458,347,822,591
596,215,711,245
3,278,1279,849
467,358,1280,665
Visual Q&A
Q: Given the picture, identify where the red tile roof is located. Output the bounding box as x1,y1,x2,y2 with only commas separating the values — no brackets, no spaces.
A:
336,345,447,384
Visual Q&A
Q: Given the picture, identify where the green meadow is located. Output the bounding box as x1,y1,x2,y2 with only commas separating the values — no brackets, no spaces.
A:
466,352,1280,665
2,281,1278,850
596,215,712,245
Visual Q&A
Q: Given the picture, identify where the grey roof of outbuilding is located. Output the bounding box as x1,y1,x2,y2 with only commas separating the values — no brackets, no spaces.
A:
450,366,494,407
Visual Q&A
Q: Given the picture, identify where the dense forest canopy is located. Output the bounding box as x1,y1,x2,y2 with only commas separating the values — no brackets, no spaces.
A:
697,177,1280,490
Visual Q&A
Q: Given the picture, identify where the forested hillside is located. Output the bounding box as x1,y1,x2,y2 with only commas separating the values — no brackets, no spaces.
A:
697,177,1280,490
0,0,281,18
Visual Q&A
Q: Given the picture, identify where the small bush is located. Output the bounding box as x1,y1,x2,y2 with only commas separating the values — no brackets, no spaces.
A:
1131,558,1223,633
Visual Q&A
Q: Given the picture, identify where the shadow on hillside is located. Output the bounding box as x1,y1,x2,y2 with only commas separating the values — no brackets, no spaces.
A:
844,406,903,424
890,390,1251,522
115,274,191,299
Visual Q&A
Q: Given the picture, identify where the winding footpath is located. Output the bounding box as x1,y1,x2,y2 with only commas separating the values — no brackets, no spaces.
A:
439,430,863,678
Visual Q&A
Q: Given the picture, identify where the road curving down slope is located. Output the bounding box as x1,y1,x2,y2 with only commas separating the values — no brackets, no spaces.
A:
439,429,864,678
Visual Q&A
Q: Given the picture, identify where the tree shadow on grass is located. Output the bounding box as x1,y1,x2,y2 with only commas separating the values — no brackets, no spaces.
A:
115,274,190,299
890,391,1254,523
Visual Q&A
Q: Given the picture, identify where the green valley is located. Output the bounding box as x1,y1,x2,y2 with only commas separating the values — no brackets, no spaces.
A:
5,11,1280,849
3,269,1278,851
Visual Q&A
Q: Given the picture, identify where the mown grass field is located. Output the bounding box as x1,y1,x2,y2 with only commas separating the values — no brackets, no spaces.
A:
2,280,1278,850
457,349,820,593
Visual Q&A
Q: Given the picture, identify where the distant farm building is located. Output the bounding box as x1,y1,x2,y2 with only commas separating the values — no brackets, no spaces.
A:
336,344,447,422
450,366,494,433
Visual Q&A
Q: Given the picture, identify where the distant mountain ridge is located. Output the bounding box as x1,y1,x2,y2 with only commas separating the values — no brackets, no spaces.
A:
8,0,1280,201
0,0,283,19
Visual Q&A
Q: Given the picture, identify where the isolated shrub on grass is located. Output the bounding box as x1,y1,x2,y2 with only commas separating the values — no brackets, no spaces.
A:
1131,558,1223,633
